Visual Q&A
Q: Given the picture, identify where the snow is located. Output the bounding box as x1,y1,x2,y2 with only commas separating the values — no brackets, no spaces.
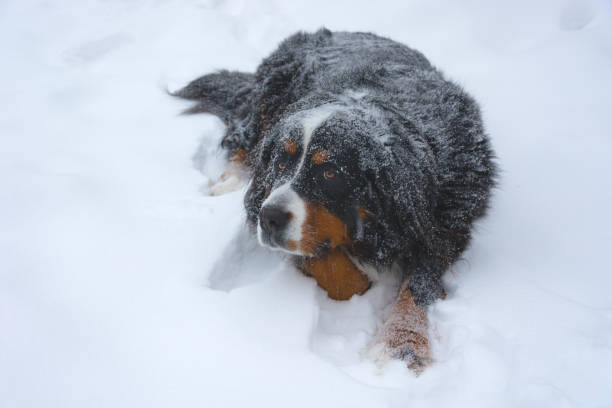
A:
1,0,611,406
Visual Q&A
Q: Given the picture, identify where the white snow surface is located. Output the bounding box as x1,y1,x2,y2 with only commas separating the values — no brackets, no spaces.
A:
1,0,612,407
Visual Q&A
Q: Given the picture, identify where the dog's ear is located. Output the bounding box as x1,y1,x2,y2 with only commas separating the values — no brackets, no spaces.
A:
171,70,255,120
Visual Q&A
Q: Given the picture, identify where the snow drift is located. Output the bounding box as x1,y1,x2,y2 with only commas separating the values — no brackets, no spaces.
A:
1,0,611,407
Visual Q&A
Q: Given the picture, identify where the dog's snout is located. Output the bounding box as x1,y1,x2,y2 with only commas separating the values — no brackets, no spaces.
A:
260,206,292,234
257,185,305,252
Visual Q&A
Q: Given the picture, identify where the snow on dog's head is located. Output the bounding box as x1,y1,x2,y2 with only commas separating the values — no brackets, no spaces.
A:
247,98,431,263
256,104,346,256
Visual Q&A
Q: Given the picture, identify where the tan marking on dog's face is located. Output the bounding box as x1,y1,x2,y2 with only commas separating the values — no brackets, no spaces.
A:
284,139,297,155
298,203,350,255
303,248,370,300
311,149,329,165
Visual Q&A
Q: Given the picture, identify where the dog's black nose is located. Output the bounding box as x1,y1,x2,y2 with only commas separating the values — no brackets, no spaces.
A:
260,206,291,234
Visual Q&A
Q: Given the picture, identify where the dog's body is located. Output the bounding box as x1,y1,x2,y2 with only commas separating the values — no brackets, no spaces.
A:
175,29,496,368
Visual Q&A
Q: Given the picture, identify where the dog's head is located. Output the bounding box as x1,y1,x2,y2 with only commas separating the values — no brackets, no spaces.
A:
245,99,436,262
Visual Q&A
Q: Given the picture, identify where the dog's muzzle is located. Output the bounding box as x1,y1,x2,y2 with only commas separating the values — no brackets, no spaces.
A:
257,183,307,253
259,205,292,247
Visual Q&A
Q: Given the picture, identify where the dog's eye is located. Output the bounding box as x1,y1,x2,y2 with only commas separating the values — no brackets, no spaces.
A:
278,162,286,170
323,169,335,179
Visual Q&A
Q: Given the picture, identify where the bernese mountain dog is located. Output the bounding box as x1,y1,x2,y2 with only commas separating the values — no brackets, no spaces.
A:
173,29,497,370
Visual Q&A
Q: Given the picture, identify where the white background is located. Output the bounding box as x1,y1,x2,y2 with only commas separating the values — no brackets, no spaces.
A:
1,0,611,406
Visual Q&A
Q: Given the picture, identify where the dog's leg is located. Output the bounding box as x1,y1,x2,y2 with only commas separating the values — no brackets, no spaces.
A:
369,281,431,371
303,248,371,301
208,149,250,196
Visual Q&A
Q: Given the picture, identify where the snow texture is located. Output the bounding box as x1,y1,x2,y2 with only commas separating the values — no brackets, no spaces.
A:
1,0,612,407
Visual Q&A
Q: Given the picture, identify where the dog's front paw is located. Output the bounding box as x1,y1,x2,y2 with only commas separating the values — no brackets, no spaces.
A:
367,284,431,373
386,334,431,372
367,328,431,373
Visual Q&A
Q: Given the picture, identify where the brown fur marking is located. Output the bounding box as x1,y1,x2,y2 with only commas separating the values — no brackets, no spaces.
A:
358,205,373,220
284,139,297,155
286,239,298,252
303,248,370,300
220,149,249,181
299,203,350,255
230,149,248,164
311,149,328,165
375,282,430,369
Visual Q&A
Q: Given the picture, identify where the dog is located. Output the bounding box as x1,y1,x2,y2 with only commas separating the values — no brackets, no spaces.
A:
173,29,497,370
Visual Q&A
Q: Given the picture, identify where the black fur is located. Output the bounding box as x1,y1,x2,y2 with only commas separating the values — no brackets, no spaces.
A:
174,29,497,305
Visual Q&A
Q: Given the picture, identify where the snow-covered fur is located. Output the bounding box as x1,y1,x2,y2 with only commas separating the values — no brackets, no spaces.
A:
174,29,496,305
